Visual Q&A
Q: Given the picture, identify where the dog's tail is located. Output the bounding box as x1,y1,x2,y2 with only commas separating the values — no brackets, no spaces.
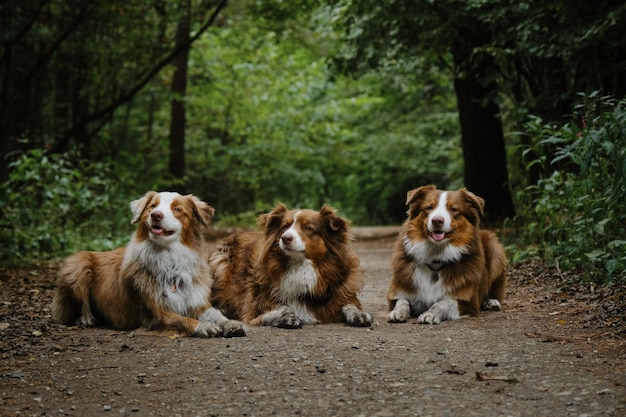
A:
208,235,235,285
53,252,96,326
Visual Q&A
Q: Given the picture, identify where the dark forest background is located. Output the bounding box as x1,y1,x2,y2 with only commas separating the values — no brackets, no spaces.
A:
1,0,625,282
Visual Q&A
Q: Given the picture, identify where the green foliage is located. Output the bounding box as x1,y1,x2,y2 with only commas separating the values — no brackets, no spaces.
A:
0,0,220,179
183,6,462,225
0,148,133,265
510,94,626,284
7,0,625,276
0,2,463,265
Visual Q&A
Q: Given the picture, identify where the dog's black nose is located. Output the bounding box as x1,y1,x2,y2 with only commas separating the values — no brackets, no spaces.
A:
281,234,293,245
431,216,444,228
151,211,164,222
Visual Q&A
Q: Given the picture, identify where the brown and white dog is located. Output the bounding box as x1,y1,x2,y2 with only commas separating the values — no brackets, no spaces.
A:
53,191,245,338
209,203,373,328
387,185,507,324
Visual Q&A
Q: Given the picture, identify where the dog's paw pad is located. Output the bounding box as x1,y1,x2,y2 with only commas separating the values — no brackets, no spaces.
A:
193,321,222,338
221,320,246,338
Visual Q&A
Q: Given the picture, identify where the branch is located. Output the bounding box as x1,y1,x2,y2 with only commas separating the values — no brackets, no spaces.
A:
53,0,229,153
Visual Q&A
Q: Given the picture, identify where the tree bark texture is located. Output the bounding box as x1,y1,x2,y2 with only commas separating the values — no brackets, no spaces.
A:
452,38,515,221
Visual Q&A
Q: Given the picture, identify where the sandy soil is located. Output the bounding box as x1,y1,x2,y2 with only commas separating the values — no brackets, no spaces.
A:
1,230,625,417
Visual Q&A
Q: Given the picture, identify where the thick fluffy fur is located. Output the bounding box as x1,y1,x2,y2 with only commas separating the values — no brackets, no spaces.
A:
387,185,507,324
209,203,373,328
53,191,245,338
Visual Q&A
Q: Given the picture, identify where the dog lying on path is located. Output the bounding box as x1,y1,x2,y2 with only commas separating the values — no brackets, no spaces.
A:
210,203,373,328
53,191,245,338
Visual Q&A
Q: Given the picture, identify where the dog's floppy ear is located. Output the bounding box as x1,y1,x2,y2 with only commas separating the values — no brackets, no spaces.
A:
459,188,485,225
319,204,350,234
258,203,288,232
406,184,436,219
130,191,158,224
190,195,215,227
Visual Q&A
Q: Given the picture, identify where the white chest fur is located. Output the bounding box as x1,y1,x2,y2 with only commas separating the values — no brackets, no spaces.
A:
123,240,208,315
276,259,318,324
391,263,449,315
410,265,447,312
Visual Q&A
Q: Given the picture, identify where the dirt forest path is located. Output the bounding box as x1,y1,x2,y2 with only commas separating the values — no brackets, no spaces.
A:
1,228,625,417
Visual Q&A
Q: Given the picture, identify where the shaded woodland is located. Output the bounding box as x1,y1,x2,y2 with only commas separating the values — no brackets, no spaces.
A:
1,0,625,282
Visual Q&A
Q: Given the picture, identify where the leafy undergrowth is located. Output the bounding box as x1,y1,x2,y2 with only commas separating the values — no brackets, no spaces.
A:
510,260,625,344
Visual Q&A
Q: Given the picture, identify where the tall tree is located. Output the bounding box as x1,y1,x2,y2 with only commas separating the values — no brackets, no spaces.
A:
451,19,514,219
329,0,626,219
330,0,515,219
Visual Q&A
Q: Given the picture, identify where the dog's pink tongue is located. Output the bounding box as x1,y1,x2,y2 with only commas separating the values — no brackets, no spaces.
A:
432,232,446,242
151,227,163,236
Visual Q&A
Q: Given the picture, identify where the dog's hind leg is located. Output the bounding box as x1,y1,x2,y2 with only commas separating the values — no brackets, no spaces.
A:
54,254,97,326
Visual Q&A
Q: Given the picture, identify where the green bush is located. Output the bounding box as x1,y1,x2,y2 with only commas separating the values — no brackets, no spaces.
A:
0,148,133,265
511,94,626,284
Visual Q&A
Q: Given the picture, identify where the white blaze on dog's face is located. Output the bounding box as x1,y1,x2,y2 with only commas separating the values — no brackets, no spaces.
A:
279,211,306,257
405,185,485,252
427,191,452,243
148,192,183,244
262,204,349,264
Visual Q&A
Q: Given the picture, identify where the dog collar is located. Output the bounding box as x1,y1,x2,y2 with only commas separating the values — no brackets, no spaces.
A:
425,260,451,282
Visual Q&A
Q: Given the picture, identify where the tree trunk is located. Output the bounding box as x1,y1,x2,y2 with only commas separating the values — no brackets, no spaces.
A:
168,0,191,179
452,39,515,221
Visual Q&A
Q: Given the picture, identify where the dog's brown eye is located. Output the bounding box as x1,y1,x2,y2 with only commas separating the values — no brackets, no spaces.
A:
174,206,182,213
304,224,314,232
424,205,433,211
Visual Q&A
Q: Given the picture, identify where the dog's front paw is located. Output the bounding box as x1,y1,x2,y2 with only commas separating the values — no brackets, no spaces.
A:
417,311,442,324
349,311,373,327
481,298,501,311
387,299,410,323
221,320,246,338
193,321,223,338
77,315,97,327
75,308,97,327
276,308,303,329
343,304,373,327
387,310,409,323
262,306,303,329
